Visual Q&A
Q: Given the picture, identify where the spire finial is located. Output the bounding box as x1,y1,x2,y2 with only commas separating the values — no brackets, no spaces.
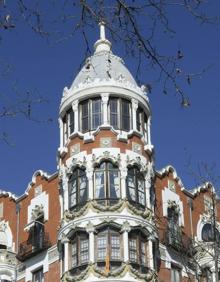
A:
99,21,106,40
94,21,111,53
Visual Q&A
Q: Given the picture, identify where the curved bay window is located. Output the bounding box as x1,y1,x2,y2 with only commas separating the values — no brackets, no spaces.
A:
94,162,120,205
80,98,102,133
129,230,148,272
70,231,89,273
109,98,131,131
96,226,122,270
69,168,88,209
126,167,145,207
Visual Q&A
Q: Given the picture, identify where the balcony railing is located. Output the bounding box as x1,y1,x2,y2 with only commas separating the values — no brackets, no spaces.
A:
17,232,51,261
160,227,193,255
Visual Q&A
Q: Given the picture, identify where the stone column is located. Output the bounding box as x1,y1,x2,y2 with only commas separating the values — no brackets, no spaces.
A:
101,93,109,125
86,167,94,200
62,238,70,272
148,239,154,269
86,222,95,263
72,100,79,132
131,98,138,131
147,116,152,145
59,118,64,148
122,221,131,262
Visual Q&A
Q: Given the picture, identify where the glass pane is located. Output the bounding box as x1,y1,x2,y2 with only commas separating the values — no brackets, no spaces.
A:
92,99,101,129
72,242,77,267
80,239,89,264
95,171,105,199
79,175,87,202
97,235,107,260
109,170,120,198
141,241,146,265
121,100,130,131
82,102,89,132
111,234,120,260
129,239,137,262
127,174,135,201
69,110,74,133
110,99,118,128
138,191,145,206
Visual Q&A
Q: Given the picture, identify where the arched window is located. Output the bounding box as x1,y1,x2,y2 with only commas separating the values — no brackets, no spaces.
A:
109,98,131,131
96,226,122,269
201,223,220,243
70,231,89,271
129,230,148,272
69,168,88,209
126,167,145,206
94,162,120,205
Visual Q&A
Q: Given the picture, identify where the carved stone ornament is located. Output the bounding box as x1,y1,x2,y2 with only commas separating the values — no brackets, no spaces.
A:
31,204,44,220
0,220,7,232
167,200,180,213
63,199,153,222
92,152,121,166
62,262,157,281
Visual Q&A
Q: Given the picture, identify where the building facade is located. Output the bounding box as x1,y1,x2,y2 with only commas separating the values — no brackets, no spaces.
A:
0,24,219,282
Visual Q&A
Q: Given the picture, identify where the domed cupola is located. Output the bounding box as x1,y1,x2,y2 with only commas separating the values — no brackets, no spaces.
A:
58,22,152,152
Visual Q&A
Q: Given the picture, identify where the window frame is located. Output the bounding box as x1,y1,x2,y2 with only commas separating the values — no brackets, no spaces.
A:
80,98,102,133
32,267,44,282
136,107,148,138
69,167,88,210
108,97,131,132
126,166,146,207
70,232,89,270
95,227,122,264
94,161,121,206
62,108,75,144
128,231,148,269
171,264,182,282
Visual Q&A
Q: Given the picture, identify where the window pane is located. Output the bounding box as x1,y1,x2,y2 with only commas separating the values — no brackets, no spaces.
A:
110,99,118,128
109,170,120,199
121,100,130,131
129,238,137,262
69,179,77,207
141,241,147,265
92,99,101,129
72,242,77,267
97,235,107,260
111,234,120,260
33,269,44,282
95,171,105,199
69,110,75,134
80,239,89,264
81,102,89,132
79,175,87,202
127,174,136,201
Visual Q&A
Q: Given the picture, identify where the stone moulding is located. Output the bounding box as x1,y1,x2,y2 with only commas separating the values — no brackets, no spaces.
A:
63,199,153,222
61,262,157,282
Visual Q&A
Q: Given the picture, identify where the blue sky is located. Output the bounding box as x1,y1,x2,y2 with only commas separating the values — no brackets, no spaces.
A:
0,2,220,195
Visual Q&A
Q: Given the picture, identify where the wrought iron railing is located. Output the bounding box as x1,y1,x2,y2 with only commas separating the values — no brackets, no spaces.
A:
17,232,51,261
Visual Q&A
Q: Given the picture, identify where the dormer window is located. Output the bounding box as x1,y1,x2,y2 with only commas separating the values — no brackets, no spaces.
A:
126,167,145,207
94,161,120,206
109,98,131,131
69,168,88,209
80,98,102,133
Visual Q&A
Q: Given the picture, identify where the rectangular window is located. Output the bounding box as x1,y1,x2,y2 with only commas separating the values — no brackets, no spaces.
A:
91,99,102,129
109,98,118,128
111,234,120,260
171,265,181,282
80,239,89,264
32,268,44,282
129,238,137,263
72,242,77,267
121,99,130,131
81,101,89,132
97,234,107,260
69,109,75,134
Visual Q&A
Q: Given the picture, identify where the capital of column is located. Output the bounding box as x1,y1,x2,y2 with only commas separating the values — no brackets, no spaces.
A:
72,100,79,112
101,93,109,104
86,168,94,181
122,221,131,232
131,98,138,111
86,221,95,233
